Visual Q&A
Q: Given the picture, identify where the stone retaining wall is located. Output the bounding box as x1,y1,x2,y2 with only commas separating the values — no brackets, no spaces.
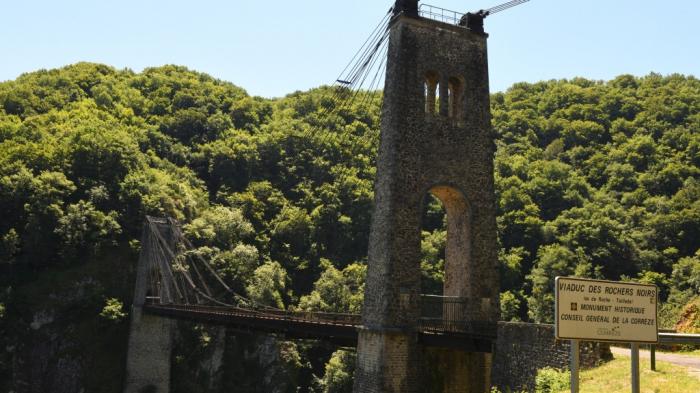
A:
492,322,612,392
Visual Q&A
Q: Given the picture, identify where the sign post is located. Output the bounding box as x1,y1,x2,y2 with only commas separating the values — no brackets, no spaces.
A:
570,339,579,393
631,343,640,393
555,277,659,393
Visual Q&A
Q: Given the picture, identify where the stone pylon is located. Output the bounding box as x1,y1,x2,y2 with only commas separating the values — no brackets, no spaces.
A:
353,3,499,392
123,218,176,393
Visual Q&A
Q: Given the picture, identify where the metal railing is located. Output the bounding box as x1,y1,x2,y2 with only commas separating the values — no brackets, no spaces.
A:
262,308,362,326
147,295,497,337
643,332,700,371
658,332,700,345
419,295,496,337
145,303,362,326
418,4,463,25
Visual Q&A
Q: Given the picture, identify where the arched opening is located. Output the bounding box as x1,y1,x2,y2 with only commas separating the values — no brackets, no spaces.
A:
420,185,471,297
424,71,440,115
420,185,472,334
447,77,464,119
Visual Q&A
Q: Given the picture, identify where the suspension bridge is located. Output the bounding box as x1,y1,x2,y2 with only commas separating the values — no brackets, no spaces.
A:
125,2,532,392
137,216,495,351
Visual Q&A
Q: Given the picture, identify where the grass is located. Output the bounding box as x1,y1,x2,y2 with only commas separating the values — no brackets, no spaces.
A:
557,355,700,393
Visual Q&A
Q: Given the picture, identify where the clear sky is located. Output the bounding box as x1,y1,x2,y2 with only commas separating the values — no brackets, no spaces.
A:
2,0,698,98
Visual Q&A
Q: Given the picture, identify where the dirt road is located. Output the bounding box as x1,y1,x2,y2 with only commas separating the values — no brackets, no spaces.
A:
611,346,700,378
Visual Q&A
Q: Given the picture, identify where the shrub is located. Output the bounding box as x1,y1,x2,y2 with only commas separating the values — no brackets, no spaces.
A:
99,298,127,321
535,367,570,393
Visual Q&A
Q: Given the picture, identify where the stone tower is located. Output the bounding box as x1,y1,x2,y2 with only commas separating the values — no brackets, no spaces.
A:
353,1,499,392
123,218,176,393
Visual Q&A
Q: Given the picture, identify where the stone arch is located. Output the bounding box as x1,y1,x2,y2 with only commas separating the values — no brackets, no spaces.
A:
424,71,440,115
426,184,471,298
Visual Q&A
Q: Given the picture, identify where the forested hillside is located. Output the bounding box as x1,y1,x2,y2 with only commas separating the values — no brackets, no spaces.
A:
0,63,698,392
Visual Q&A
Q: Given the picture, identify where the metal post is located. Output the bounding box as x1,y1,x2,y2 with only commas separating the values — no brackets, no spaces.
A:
650,344,656,371
570,340,580,393
631,343,640,393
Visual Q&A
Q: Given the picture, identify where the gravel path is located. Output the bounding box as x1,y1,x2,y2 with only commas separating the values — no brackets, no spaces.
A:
611,346,700,379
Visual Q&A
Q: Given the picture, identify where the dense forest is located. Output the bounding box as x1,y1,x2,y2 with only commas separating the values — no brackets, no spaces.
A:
0,63,698,392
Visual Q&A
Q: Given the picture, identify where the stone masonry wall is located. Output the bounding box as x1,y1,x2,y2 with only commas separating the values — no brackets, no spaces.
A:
492,322,612,392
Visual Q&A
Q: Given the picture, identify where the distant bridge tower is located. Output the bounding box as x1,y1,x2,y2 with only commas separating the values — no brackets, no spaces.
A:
123,217,177,393
353,1,500,392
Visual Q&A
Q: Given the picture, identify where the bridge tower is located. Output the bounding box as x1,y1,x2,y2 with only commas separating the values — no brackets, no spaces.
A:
353,1,499,392
123,217,177,393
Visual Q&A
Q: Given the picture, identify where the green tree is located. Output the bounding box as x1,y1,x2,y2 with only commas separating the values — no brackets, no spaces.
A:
500,290,523,322
527,244,588,323
55,200,121,258
320,350,356,393
246,261,288,309
184,205,254,248
299,261,366,313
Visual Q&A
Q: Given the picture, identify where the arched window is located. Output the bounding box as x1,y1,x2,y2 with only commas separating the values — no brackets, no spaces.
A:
448,77,464,119
424,71,440,115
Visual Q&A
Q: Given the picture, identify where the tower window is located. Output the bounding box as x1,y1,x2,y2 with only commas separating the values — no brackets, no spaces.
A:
424,71,440,115
448,77,464,119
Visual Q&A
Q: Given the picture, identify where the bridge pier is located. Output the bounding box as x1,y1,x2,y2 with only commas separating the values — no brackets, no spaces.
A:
355,329,493,393
424,349,492,393
123,308,174,393
354,328,421,393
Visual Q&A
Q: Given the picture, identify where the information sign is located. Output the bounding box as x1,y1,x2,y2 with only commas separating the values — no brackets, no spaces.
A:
555,276,658,343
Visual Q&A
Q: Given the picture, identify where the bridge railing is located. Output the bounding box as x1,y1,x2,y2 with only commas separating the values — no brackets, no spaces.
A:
145,302,362,327
264,308,362,326
419,294,496,337
419,4,462,25
145,296,496,336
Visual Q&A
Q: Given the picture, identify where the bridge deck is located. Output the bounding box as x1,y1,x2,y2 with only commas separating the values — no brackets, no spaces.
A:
143,304,494,352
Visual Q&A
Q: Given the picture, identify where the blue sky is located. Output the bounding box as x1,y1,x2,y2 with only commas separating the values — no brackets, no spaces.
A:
2,0,698,98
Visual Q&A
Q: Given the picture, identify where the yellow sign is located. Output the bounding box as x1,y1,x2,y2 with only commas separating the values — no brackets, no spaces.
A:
555,277,658,343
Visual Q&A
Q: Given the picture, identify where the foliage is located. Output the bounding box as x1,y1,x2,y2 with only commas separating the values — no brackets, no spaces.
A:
527,244,592,323
183,205,253,248
246,261,289,309
674,297,700,333
660,251,700,327
298,261,366,313
319,350,356,393
534,368,569,393
493,74,700,323
99,298,127,321
0,229,19,265
420,228,446,295
2,63,700,389
5,64,696,323
55,200,121,258
670,250,700,295
500,291,523,322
